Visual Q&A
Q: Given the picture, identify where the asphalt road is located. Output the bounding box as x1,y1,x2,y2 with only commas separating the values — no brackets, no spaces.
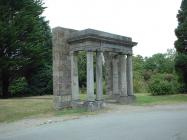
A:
1,104,187,140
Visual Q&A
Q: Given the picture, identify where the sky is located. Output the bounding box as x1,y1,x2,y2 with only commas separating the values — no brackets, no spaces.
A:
43,0,182,57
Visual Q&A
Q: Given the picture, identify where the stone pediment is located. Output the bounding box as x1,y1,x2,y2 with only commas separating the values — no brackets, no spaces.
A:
67,29,137,54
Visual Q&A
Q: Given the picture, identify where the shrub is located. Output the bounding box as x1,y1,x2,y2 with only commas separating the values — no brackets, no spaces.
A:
133,71,148,93
9,77,28,96
148,73,179,95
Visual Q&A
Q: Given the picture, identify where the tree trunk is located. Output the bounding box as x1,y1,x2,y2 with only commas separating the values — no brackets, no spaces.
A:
2,70,10,98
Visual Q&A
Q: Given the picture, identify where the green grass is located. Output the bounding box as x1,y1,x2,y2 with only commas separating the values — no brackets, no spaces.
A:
0,96,87,123
0,93,187,123
134,93,187,105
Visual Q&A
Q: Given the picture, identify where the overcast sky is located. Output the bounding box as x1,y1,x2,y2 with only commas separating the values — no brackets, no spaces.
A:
43,0,182,57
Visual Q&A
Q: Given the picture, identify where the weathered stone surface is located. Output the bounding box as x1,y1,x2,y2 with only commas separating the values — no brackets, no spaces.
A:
127,95,136,103
68,28,135,45
83,101,105,111
69,41,133,54
117,96,129,104
112,55,119,96
96,51,103,100
104,52,113,96
53,95,71,109
71,100,83,109
119,55,128,96
127,54,134,96
117,96,136,104
86,52,95,101
71,52,80,100
52,27,76,108
52,27,137,110
68,29,137,53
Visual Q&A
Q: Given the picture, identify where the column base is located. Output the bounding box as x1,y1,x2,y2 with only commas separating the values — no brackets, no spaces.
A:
53,95,71,110
117,96,129,104
117,95,136,104
110,94,121,100
128,95,136,103
105,94,120,103
83,100,105,111
71,100,83,109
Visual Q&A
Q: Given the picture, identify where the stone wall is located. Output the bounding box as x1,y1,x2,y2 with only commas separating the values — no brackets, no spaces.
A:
52,27,77,109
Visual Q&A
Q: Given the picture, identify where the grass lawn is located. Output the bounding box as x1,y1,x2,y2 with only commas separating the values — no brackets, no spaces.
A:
0,93,187,123
134,93,187,105
0,96,87,123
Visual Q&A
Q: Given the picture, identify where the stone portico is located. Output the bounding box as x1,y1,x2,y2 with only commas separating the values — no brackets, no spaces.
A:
52,27,137,110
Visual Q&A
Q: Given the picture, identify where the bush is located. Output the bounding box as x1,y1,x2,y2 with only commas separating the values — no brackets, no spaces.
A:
9,77,28,96
133,71,148,93
148,73,179,95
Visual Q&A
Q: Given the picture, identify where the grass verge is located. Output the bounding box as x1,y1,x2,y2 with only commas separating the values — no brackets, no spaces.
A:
0,96,88,123
134,93,187,105
0,93,187,123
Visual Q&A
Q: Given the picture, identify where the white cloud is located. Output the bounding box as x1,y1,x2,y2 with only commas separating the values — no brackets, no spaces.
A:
43,0,182,57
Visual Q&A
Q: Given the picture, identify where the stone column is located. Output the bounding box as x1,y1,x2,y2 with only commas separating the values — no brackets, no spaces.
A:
87,51,95,101
119,55,128,96
96,52,103,100
112,56,119,96
104,52,113,96
127,54,133,96
70,52,80,101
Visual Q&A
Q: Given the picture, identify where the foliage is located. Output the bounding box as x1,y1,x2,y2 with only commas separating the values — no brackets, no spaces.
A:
0,0,51,98
78,52,87,88
175,0,187,91
133,55,148,93
133,71,148,93
148,73,179,95
133,55,144,72
25,64,52,96
9,77,27,96
133,50,179,95
144,53,175,73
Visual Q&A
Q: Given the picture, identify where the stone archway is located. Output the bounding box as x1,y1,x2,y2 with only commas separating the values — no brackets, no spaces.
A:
52,27,137,110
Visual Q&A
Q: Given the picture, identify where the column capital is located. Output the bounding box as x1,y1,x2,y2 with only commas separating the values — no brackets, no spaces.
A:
70,51,78,55
86,50,95,52
118,53,127,56
127,53,133,56
96,50,103,53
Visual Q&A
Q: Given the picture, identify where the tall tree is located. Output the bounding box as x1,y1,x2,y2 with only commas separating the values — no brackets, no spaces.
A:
175,0,187,91
144,53,174,74
0,0,51,98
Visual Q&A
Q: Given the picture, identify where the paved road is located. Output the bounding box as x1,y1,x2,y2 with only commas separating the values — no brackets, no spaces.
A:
1,104,187,140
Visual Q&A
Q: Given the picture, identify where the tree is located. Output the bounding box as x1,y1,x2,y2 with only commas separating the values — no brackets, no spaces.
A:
144,53,174,74
0,0,51,98
148,73,179,96
175,0,187,91
78,52,87,88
